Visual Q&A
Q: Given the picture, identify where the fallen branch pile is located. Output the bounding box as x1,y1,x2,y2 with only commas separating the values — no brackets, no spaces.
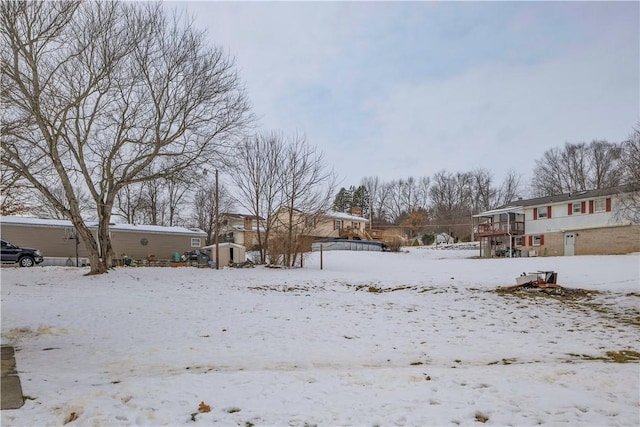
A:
496,282,596,298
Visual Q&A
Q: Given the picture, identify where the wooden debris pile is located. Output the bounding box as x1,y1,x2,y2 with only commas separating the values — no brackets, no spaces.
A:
496,270,596,298
497,282,594,298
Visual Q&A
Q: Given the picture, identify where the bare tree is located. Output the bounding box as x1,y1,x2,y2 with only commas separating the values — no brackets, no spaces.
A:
531,146,573,196
361,176,388,225
415,176,431,211
617,127,640,222
588,140,623,189
386,177,429,223
373,182,395,223
277,134,336,267
386,179,407,223
114,183,147,224
470,169,496,213
164,172,191,227
121,173,199,228
531,141,623,197
30,185,94,220
0,167,31,215
229,132,285,264
428,171,474,239
496,170,524,206
429,171,473,220
139,179,166,226
193,179,234,246
1,1,251,274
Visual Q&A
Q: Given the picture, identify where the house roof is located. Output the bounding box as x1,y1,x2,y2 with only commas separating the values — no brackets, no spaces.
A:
474,184,637,218
275,206,369,223
221,213,265,221
201,242,246,250
230,224,266,232
472,206,524,218
511,185,634,208
0,216,206,236
324,210,369,222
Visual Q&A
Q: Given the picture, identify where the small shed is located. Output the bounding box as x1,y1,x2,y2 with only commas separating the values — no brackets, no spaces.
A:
201,242,246,267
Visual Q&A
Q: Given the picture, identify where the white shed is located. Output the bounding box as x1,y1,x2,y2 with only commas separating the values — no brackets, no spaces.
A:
201,242,246,267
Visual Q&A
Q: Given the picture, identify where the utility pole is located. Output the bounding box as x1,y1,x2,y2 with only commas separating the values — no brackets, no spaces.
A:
215,169,219,270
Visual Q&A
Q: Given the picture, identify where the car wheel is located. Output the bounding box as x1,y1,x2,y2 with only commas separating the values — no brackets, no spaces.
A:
19,256,35,267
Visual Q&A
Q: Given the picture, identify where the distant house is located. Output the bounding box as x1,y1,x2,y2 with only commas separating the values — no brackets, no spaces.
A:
219,213,264,248
473,186,640,257
271,208,371,252
0,216,206,263
310,210,370,240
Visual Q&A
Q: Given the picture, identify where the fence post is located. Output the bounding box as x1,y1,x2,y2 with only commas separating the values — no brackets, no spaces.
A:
320,244,323,270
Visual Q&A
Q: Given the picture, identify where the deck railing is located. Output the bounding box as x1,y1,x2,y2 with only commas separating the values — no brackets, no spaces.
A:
476,221,524,237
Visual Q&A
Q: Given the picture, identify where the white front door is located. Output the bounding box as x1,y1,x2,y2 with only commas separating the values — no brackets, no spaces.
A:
564,232,575,256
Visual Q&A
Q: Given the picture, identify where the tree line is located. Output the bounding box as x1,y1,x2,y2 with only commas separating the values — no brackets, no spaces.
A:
333,170,521,224
331,136,639,238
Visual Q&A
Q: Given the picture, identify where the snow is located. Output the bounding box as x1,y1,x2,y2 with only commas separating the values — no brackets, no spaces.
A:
324,210,369,222
1,247,639,426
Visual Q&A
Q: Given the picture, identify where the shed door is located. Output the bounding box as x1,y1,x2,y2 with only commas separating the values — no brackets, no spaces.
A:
564,233,575,256
229,247,234,262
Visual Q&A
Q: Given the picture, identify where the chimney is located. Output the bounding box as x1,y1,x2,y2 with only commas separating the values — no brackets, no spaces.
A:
351,207,363,217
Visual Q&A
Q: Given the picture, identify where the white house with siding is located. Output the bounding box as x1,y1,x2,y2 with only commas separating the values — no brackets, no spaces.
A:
474,186,639,257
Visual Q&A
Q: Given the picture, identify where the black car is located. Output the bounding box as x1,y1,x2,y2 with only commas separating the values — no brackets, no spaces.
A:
0,239,44,267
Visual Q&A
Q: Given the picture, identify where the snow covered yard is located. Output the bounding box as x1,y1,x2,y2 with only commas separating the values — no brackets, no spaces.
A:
1,248,639,426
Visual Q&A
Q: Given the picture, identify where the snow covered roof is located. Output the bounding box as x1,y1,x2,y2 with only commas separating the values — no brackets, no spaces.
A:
201,242,246,250
324,210,369,222
109,223,206,235
222,212,265,221
472,206,524,218
0,216,206,235
0,216,72,228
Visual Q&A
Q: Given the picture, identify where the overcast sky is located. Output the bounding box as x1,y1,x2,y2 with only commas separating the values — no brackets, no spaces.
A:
172,1,639,189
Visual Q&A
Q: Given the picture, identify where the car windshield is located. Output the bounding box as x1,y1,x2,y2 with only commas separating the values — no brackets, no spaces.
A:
1,240,15,248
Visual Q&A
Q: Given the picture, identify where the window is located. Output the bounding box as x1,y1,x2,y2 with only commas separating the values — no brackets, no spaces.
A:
306,217,316,227
352,221,359,229
594,199,606,213
335,219,342,230
537,207,548,219
572,203,582,214
533,235,542,246
514,236,523,246
191,238,201,248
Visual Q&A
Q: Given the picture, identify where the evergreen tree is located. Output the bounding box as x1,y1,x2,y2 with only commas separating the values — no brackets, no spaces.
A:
332,187,352,212
351,185,370,217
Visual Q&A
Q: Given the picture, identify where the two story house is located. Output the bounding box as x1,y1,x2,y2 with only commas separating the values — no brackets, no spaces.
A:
219,213,264,249
474,186,639,257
